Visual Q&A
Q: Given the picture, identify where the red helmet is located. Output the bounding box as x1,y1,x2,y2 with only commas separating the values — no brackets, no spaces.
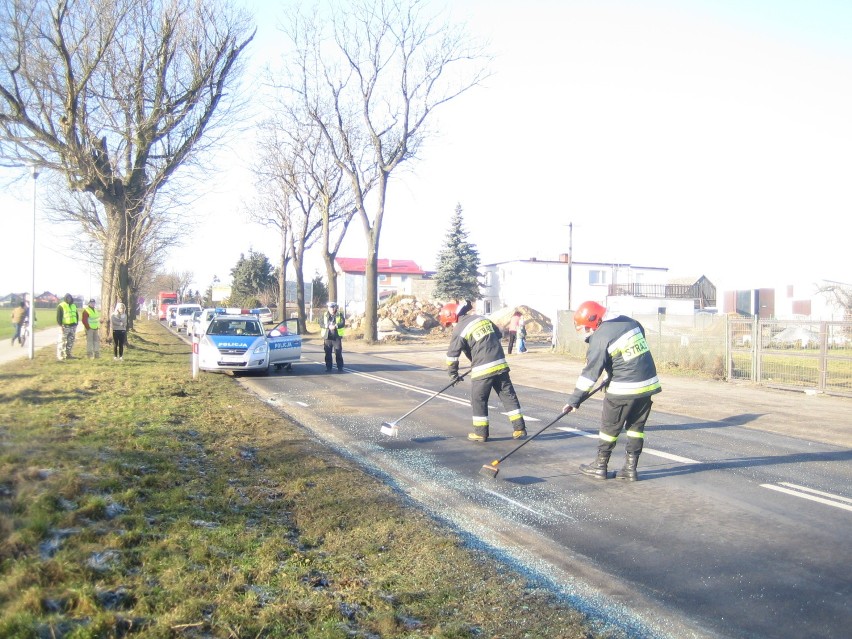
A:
439,303,460,327
574,301,606,331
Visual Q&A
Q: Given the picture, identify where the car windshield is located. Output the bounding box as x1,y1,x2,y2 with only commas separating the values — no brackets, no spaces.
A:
207,319,263,336
179,307,197,315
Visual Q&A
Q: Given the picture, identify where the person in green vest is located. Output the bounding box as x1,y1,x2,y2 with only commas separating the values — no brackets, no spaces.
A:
56,293,79,360
81,298,101,359
321,301,346,372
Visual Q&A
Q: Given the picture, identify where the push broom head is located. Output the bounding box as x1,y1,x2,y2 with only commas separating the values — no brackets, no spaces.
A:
380,422,399,437
479,460,500,479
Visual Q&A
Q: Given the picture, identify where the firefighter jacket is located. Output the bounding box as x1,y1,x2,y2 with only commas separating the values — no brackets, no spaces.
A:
446,313,509,381
82,305,100,330
321,311,346,340
566,315,661,407
57,302,78,326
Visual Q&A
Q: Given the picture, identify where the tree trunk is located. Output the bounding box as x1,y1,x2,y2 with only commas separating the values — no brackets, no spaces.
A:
324,253,337,306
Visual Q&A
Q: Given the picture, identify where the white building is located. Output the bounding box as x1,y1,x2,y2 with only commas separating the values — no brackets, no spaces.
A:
479,255,688,323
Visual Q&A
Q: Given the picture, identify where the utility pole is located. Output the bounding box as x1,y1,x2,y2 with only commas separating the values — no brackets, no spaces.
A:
567,221,573,311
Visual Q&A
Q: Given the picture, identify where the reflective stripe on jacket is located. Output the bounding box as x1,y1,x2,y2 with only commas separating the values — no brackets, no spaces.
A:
567,315,661,406
446,314,508,380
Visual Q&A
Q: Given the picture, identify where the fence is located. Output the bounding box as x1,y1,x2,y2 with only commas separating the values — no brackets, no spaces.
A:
554,312,852,398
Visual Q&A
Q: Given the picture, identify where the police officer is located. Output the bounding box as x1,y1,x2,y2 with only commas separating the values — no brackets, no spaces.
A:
562,301,662,481
321,301,346,372
81,298,101,358
441,300,527,443
56,293,79,360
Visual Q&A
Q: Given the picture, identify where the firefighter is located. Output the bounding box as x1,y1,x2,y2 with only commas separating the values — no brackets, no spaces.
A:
562,300,662,481
56,293,79,360
441,300,527,442
321,301,346,372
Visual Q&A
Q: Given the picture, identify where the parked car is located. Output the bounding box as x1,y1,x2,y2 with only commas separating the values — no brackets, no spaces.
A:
166,305,179,328
198,314,301,374
172,304,202,333
189,308,218,338
251,307,274,324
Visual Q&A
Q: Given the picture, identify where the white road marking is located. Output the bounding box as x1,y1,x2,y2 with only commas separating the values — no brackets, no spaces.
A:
779,482,852,504
555,426,700,463
350,369,470,407
761,483,852,512
481,488,553,518
296,401,309,407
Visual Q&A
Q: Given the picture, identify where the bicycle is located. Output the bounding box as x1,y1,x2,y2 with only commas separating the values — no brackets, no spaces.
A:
19,320,31,348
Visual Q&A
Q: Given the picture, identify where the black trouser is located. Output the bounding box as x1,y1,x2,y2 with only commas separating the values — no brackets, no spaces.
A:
324,337,343,370
113,330,127,357
506,330,517,354
470,371,525,434
598,395,653,454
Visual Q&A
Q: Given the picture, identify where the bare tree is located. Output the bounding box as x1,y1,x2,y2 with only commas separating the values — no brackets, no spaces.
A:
281,0,491,341
0,0,254,323
816,280,852,322
251,117,328,333
46,188,179,328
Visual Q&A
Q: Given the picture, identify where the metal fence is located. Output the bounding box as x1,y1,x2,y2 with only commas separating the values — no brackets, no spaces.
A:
554,312,852,398
727,318,852,397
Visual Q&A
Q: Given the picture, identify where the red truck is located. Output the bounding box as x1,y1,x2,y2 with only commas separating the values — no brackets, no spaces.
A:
157,291,178,320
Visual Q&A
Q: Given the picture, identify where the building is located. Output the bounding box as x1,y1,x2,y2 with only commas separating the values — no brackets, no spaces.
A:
480,255,712,322
334,258,429,315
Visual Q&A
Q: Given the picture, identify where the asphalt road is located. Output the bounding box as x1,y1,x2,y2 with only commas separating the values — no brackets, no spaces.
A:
239,342,852,639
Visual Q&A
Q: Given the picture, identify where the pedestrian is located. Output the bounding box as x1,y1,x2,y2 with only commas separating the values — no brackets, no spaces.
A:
321,301,346,372
505,309,522,354
10,301,26,346
440,300,527,443
56,293,79,360
81,298,101,358
517,314,528,353
110,302,128,361
562,301,662,481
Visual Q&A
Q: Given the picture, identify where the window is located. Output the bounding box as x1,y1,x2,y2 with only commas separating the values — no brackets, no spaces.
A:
589,270,608,285
378,274,387,282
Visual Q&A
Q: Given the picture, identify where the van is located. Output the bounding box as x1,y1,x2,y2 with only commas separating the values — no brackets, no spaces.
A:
173,304,202,333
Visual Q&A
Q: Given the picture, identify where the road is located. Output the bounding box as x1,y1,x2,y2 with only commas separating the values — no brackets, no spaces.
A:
238,342,852,639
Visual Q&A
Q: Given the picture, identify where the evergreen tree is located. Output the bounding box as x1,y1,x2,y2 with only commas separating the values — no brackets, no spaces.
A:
230,250,276,307
433,204,481,301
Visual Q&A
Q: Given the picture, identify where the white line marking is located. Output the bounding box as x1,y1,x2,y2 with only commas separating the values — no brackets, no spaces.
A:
347,369,469,407
778,482,852,505
555,427,699,463
642,448,699,464
555,426,597,439
761,484,852,512
296,401,309,407
481,488,551,518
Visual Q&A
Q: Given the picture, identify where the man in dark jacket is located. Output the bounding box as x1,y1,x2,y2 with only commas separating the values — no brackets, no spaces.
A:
563,301,662,481
321,301,346,372
441,301,527,443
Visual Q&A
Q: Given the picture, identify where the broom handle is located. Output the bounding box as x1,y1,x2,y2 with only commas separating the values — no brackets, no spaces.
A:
494,381,607,465
393,368,471,422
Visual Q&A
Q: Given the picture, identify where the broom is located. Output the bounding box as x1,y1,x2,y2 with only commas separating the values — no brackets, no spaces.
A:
479,381,607,478
380,369,470,437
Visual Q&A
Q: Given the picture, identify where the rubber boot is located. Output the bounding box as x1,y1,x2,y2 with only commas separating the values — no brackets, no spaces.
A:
467,426,489,443
617,451,640,482
580,450,611,480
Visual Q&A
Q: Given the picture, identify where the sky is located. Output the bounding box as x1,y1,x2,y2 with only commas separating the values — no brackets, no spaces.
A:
2,0,851,301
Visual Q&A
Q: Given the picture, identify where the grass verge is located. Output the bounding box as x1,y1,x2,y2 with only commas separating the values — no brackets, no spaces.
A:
0,320,600,638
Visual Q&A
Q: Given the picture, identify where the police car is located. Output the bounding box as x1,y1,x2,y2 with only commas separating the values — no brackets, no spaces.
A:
198,312,301,374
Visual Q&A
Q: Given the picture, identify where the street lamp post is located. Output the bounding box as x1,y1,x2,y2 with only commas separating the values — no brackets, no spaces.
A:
29,166,39,360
